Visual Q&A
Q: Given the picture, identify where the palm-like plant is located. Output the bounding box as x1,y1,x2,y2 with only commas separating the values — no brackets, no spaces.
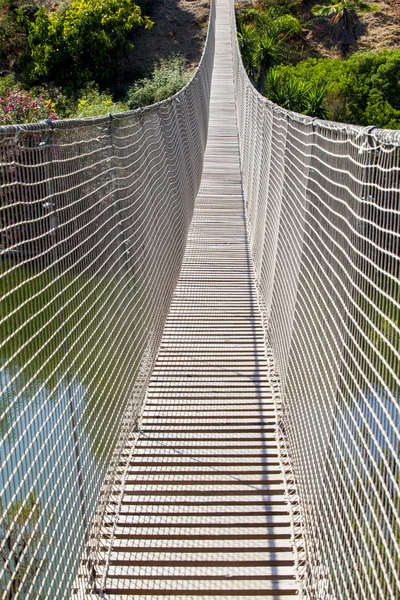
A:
304,84,329,119
237,21,258,82
237,9,302,93
256,35,279,93
266,69,329,119
267,70,305,112
312,0,377,55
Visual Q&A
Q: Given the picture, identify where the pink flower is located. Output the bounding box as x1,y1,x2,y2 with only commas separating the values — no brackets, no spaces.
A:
316,25,321,31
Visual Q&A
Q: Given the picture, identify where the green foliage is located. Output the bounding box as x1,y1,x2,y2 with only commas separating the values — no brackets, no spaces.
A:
126,56,192,109
0,76,73,124
271,13,303,38
237,4,302,44
27,0,153,86
0,0,32,74
0,493,48,598
237,21,258,81
364,90,400,131
312,0,377,19
74,83,127,117
26,8,65,80
236,19,255,49
312,0,378,55
304,83,330,118
256,35,279,93
273,50,400,128
253,0,301,18
343,50,400,126
266,68,329,118
0,73,16,96
237,4,303,92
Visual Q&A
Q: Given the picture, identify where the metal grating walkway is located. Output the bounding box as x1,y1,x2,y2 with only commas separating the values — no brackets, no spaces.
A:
98,0,298,596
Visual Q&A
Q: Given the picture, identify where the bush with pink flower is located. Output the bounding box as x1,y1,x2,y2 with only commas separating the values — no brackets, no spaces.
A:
0,87,58,125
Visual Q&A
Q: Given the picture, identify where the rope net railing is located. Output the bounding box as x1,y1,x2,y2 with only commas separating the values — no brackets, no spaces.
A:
231,5,400,600
0,5,215,597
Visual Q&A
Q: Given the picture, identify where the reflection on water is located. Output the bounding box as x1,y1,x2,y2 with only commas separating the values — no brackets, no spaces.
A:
0,358,90,502
0,359,91,597
325,386,400,597
0,261,138,598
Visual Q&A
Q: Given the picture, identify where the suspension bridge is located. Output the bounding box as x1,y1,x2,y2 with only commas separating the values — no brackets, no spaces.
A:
0,0,399,598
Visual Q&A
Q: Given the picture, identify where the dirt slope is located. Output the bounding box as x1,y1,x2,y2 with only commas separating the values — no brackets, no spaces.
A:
128,0,210,79
303,0,400,58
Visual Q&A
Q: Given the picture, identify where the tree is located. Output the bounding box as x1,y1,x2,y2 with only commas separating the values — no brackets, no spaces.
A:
256,35,278,93
237,9,302,93
312,0,377,56
0,493,48,599
237,21,258,83
27,0,153,86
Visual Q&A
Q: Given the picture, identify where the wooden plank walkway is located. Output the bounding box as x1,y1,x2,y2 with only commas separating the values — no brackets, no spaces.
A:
97,0,298,596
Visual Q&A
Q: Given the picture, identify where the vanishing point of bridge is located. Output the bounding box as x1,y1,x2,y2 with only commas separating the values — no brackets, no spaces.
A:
95,0,298,595
0,0,399,597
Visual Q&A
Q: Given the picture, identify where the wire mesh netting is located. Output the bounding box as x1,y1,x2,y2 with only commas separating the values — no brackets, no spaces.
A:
1,0,400,595
0,6,215,597
232,5,400,599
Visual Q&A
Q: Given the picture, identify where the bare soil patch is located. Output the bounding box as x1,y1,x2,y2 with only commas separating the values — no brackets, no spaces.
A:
358,0,400,52
127,0,209,80
302,0,400,59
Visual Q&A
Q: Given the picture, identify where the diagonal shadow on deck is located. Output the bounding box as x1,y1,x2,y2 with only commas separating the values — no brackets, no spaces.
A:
96,0,298,596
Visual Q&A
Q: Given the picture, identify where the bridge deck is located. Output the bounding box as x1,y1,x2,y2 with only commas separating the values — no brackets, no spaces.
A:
97,0,298,596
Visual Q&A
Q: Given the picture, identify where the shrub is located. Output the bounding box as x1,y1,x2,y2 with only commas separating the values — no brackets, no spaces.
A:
0,493,48,598
74,83,127,118
364,90,400,131
272,50,400,128
343,50,400,127
0,73,17,96
0,87,58,125
266,68,329,118
31,82,74,118
127,56,192,109
27,0,153,86
0,76,72,123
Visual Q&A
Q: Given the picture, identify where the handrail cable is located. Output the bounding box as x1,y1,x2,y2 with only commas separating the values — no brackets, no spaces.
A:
0,2,215,596
231,2,400,598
